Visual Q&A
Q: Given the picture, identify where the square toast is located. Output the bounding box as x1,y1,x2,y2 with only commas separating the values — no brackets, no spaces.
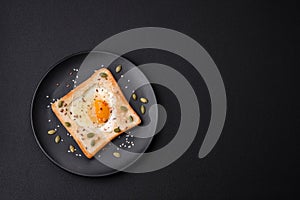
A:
51,68,141,158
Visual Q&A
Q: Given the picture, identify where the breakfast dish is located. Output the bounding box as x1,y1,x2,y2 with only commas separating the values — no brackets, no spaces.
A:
31,51,157,176
51,68,141,158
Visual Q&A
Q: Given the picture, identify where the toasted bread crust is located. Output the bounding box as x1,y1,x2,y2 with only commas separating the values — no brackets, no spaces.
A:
51,68,141,158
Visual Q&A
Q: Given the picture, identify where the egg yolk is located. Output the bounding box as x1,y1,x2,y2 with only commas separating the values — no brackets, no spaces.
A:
89,100,110,124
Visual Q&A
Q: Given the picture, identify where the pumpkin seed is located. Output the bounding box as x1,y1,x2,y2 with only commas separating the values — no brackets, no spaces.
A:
55,135,61,143
58,100,64,108
140,97,148,103
114,127,121,133
132,93,137,100
65,122,71,127
120,106,128,111
91,140,96,147
69,145,75,153
100,72,108,78
87,132,95,138
113,152,121,158
115,65,122,73
140,105,145,114
129,115,133,122
47,129,56,135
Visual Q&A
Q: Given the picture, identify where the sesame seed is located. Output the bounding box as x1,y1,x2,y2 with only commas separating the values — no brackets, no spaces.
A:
48,119,51,122
121,75,124,78
46,95,49,98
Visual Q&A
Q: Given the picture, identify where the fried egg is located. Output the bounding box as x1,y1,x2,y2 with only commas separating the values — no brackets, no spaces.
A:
69,84,117,133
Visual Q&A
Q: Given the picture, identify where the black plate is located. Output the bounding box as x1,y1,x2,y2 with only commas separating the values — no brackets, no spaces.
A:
31,51,157,176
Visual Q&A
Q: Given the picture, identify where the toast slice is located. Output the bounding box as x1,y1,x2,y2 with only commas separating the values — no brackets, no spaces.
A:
51,68,141,158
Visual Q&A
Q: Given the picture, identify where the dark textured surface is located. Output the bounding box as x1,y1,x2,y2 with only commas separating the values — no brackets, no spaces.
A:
0,0,298,199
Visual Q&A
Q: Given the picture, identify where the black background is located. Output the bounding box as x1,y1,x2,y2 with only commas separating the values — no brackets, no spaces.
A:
0,0,298,199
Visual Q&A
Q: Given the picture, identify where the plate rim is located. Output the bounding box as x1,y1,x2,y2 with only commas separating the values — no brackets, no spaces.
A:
30,50,157,177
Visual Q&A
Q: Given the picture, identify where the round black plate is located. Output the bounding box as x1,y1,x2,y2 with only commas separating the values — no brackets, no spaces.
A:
31,51,157,176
